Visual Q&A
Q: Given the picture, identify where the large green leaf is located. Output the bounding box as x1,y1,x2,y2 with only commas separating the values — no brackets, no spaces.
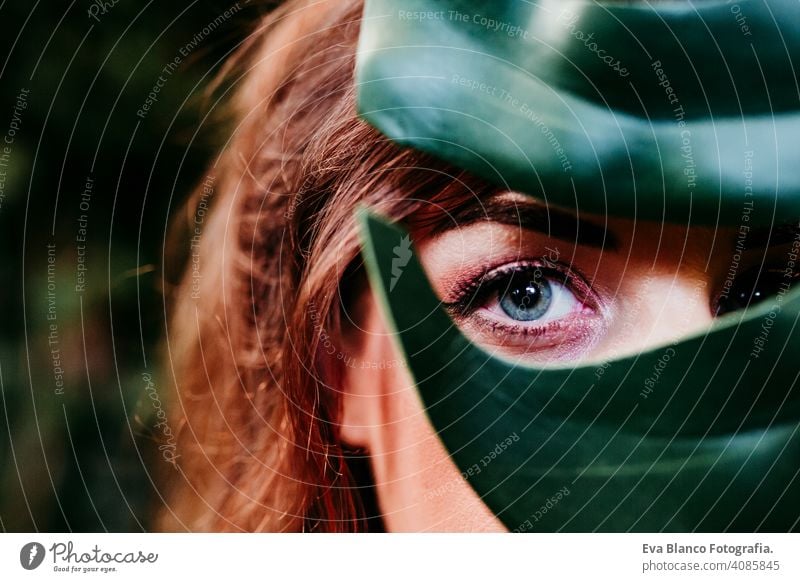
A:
356,0,800,226
358,211,800,532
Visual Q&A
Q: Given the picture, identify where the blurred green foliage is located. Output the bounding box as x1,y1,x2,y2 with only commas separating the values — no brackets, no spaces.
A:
0,0,270,531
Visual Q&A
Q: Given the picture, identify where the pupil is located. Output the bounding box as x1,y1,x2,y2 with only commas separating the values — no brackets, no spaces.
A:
716,267,799,316
499,270,553,321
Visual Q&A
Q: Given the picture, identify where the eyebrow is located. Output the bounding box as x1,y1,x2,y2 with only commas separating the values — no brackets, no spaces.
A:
431,195,618,250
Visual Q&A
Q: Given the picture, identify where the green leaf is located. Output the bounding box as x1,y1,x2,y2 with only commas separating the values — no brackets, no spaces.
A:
358,210,800,532
356,0,800,226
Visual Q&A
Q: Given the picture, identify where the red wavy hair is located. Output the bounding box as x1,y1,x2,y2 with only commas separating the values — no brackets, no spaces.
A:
159,0,493,532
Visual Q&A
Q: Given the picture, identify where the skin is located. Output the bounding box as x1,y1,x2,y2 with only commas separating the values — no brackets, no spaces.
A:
337,192,786,531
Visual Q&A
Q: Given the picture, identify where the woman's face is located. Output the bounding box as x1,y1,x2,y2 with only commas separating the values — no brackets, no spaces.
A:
338,191,794,531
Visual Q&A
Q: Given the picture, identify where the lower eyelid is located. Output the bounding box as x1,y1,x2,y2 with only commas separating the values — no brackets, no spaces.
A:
456,312,607,359
467,315,570,337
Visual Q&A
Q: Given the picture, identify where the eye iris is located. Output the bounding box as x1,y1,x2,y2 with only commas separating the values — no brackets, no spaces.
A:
498,270,553,321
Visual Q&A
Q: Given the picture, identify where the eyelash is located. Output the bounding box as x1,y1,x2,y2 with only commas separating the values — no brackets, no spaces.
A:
442,259,595,320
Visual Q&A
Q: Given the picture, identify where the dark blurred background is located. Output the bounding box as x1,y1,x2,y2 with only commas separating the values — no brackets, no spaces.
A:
0,0,268,531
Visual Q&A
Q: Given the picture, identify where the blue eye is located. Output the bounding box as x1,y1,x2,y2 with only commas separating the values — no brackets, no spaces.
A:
444,260,601,359
483,266,581,326
498,270,553,321
444,262,587,330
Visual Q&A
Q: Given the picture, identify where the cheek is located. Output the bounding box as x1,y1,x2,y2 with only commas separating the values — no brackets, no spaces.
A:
364,352,453,487
365,336,505,531
342,285,504,530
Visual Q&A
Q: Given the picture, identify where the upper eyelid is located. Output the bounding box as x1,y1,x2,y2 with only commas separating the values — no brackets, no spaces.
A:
446,260,567,298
